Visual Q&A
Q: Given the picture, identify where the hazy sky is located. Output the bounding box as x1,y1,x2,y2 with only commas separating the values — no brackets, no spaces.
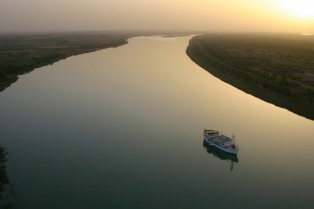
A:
1,0,313,33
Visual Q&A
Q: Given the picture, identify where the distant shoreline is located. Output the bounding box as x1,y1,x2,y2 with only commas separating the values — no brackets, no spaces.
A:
0,33,131,92
0,32,194,92
186,34,314,120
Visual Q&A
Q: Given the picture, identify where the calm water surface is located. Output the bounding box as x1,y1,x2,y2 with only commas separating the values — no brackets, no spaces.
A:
0,36,314,209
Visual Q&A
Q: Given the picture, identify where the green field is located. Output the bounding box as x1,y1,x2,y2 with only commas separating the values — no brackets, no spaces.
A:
0,32,132,91
187,34,314,120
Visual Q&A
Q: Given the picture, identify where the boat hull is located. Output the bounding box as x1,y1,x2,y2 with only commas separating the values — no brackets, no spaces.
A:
204,136,238,155
203,140,239,162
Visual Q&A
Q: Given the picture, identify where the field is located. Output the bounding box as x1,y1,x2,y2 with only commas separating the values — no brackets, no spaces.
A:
0,32,132,91
187,34,314,120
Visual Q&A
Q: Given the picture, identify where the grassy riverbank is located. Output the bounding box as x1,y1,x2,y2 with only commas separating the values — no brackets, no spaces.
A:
0,32,132,91
187,34,314,120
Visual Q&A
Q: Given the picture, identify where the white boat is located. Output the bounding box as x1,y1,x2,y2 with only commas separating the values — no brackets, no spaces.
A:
203,140,239,170
203,129,239,155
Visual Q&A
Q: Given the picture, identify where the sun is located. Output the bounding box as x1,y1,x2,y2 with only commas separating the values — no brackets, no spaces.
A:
274,0,314,19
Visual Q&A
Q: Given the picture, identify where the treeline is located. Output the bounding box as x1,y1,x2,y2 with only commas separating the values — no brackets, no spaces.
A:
0,146,12,209
0,146,8,194
187,34,314,120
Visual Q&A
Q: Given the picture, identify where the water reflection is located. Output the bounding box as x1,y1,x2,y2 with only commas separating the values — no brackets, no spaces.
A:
203,140,239,170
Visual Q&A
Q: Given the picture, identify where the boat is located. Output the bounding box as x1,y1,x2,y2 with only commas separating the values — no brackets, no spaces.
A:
203,129,239,154
203,140,239,170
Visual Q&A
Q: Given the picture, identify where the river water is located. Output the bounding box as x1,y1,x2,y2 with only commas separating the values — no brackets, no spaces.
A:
0,36,313,209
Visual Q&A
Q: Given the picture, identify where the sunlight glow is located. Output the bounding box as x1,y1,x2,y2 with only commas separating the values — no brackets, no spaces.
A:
274,0,314,19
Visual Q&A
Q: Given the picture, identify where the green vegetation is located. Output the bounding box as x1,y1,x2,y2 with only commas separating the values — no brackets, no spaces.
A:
187,34,314,120
0,147,8,192
0,32,132,91
0,147,11,209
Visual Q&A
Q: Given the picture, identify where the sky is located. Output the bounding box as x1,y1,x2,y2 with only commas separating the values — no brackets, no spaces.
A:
0,0,313,33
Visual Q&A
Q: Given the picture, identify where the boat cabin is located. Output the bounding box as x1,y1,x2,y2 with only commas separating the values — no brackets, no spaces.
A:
204,129,219,136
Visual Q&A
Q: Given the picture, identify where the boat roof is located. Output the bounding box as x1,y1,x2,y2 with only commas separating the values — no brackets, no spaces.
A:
204,129,218,132
204,129,219,133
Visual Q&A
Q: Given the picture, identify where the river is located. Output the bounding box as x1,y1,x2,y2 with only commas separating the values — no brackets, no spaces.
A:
0,36,313,209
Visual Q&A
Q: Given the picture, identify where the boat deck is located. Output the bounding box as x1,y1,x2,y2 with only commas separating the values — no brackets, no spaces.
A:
207,135,232,145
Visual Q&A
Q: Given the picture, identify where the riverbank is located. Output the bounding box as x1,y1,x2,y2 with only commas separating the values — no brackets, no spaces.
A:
187,34,314,120
0,147,8,192
0,32,132,92
0,146,11,208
